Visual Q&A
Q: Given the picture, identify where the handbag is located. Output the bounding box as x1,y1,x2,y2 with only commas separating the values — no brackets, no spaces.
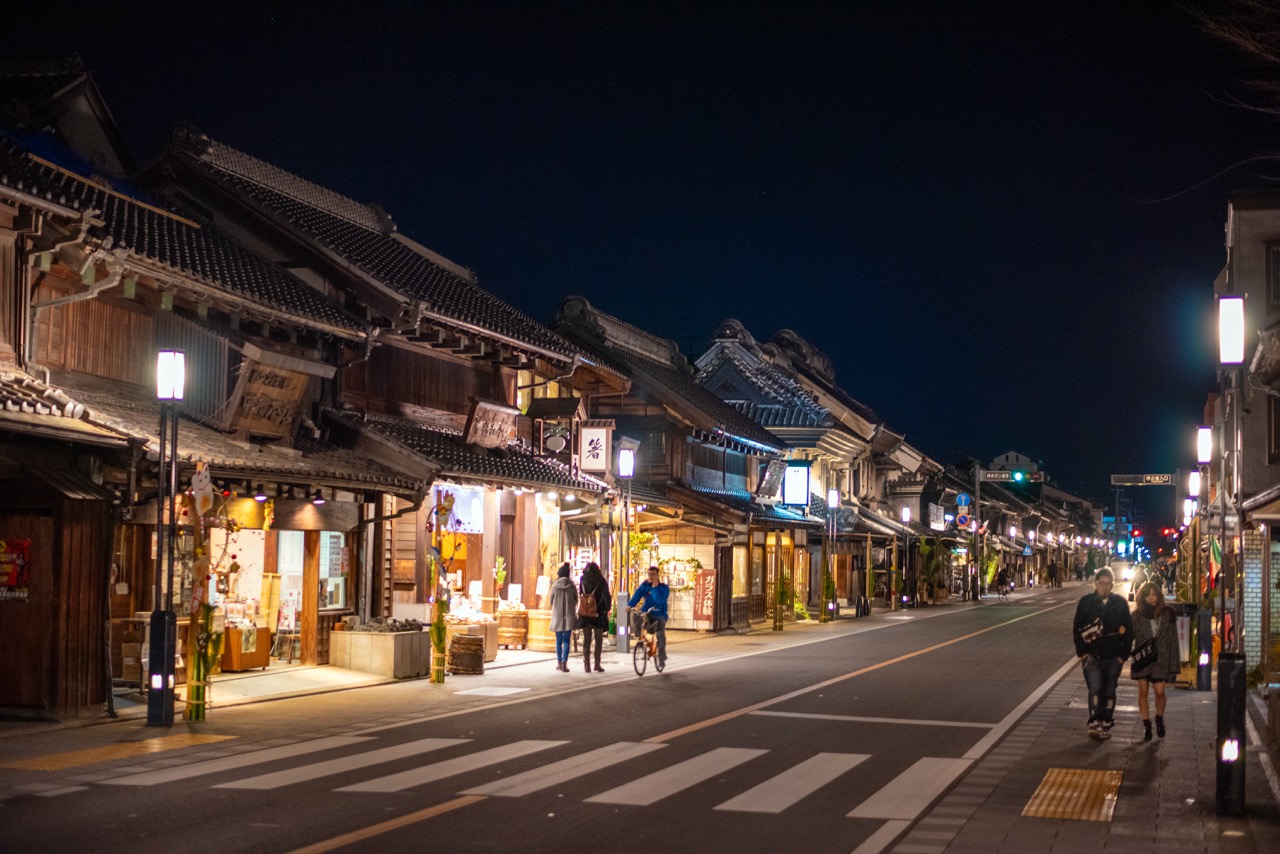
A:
576,584,599,619
1131,638,1157,670
1079,617,1103,646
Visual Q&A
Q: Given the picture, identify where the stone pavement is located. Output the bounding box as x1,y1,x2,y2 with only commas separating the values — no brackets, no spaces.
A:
888,667,1280,853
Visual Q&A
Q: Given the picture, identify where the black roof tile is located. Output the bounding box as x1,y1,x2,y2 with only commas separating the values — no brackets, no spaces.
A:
0,130,364,335
172,132,583,360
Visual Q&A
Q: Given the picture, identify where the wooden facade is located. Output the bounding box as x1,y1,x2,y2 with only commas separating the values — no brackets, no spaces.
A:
0,468,113,720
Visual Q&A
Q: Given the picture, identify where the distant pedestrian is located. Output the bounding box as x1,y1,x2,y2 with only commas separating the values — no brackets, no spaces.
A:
1073,568,1133,739
1131,582,1180,740
578,561,611,672
549,563,578,672
1048,561,1059,589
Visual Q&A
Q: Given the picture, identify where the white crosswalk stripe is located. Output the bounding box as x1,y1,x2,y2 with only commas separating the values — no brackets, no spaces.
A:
336,740,566,793
461,741,667,797
214,737,468,790
846,756,971,819
714,752,869,813
584,746,766,806
100,736,373,786
89,733,968,821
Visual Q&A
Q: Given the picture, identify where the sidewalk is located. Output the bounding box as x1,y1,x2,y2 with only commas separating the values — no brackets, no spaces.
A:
887,666,1280,853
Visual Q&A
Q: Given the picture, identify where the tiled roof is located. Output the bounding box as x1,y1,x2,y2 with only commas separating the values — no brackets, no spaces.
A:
55,380,422,495
0,131,364,335
727,400,828,429
0,370,125,444
698,343,832,428
171,132,583,360
0,55,85,113
346,412,609,493
671,484,821,527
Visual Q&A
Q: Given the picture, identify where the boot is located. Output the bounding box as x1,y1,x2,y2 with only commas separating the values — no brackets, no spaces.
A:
1156,716,1165,738
584,659,591,673
1142,719,1152,741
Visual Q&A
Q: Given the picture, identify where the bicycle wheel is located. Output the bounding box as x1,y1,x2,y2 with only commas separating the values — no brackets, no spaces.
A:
632,639,647,676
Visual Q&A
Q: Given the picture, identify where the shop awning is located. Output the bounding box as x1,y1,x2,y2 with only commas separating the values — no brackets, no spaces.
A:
333,410,610,495
668,483,823,529
61,383,425,498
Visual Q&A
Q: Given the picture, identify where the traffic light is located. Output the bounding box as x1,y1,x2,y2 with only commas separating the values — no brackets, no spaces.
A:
1009,469,1044,484
1132,528,1142,539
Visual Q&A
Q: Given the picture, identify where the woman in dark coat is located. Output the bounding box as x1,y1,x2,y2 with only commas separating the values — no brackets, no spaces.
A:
578,561,612,672
1130,581,1180,740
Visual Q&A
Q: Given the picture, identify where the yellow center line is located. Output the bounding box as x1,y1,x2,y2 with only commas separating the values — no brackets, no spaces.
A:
1,733,236,771
288,795,487,854
644,601,1074,743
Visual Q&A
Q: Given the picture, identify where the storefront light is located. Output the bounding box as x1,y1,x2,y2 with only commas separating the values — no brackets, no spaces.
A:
253,483,267,502
312,489,325,506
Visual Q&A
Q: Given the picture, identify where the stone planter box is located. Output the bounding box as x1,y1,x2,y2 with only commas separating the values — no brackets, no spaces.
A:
329,630,429,679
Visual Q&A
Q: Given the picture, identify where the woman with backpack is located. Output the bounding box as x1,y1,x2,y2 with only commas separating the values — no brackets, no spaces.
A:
577,561,612,672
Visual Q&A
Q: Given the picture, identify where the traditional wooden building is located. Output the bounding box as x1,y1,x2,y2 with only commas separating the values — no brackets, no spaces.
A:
554,298,814,631
151,130,627,623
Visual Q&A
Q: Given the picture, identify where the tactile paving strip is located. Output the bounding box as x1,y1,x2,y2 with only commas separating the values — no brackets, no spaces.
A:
0,733,236,771
1021,767,1123,821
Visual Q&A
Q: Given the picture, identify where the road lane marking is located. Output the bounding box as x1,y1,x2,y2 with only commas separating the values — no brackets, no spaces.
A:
750,711,994,729
584,747,766,806
0,733,236,771
461,741,666,797
715,752,869,813
962,656,1077,761
847,757,971,819
99,736,372,786
645,601,1074,743
336,740,564,793
288,795,486,854
850,820,911,854
214,738,468,790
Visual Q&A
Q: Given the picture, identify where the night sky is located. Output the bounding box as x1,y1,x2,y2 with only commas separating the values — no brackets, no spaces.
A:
3,2,1270,525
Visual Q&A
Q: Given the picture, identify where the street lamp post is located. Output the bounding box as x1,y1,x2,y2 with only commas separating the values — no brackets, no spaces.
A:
901,506,913,608
147,350,184,727
822,487,839,623
1216,293,1246,814
615,439,639,654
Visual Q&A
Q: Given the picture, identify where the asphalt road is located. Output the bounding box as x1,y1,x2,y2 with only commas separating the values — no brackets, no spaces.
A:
2,587,1085,854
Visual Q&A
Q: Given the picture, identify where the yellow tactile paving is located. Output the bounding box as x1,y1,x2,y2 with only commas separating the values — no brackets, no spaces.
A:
1022,767,1124,821
0,733,235,771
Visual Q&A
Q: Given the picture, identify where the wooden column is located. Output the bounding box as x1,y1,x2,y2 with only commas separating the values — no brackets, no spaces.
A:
302,530,320,665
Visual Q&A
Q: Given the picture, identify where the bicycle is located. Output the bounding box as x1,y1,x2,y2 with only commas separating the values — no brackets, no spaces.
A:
632,610,666,676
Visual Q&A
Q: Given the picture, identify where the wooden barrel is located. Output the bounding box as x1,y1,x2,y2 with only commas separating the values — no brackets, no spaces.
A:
497,610,528,649
526,609,555,652
448,634,484,675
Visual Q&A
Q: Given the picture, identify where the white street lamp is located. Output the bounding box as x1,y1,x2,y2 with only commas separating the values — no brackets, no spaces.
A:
147,349,185,726
1219,296,1245,365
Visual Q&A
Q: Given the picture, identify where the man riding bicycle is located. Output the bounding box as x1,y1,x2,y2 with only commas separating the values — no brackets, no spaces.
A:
628,566,670,667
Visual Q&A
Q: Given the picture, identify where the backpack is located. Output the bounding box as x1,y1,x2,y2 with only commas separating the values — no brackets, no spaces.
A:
577,583,599,619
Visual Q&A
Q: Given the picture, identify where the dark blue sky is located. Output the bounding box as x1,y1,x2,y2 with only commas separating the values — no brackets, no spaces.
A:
4,1,1268,523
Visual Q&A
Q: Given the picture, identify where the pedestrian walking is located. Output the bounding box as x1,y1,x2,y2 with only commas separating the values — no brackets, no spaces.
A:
548,563,578,672
577,561,611,672
1072,567,1133,739
1130,581,1180,740
1048,561,1059,589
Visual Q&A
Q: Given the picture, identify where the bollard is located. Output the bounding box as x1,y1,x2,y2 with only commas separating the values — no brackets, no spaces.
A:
1196,609,1213,691
1216,652,1247,815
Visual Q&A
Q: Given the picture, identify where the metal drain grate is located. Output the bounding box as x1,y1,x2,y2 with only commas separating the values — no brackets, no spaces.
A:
1022,767,1123,821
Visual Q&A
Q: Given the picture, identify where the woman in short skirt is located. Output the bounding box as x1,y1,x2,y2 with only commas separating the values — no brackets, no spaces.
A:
1130,581,1180,740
